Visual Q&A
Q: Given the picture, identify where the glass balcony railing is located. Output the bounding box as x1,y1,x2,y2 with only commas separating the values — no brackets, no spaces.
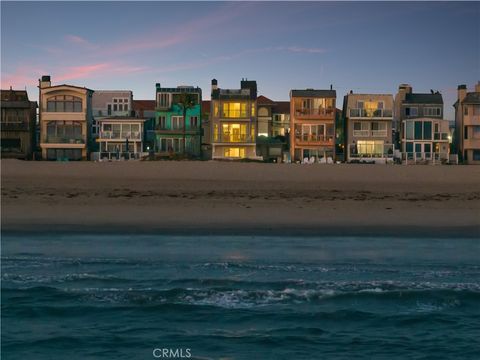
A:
216,135,254,143
295,134,334,143
45,136,85,144
433,132,449,141
295,108,334,117
349,109,393,118
100,131,142,139
221,111,249,118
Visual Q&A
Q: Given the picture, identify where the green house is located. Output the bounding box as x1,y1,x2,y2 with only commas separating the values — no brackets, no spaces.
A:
154,84,202,157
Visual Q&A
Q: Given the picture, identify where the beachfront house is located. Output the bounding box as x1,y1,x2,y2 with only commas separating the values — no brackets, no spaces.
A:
290,88,336,163
39,75,93,160
95,117,146,160
395,84,450,163
154,84,202,158
1,88,37,159
454,82,480,164
342,92,394,163
210,78,261,160
132,99,156,153
255,96,289,162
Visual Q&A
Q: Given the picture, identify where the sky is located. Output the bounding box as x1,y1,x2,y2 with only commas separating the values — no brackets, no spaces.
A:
1,1,479,120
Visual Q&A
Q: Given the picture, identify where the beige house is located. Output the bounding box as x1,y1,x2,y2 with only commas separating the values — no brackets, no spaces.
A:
39,75,93,160
210,78,261,160
290,88,336,163
454,82,480,164
342,93,394,163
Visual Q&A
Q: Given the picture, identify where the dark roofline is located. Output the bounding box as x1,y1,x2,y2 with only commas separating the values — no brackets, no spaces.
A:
41,84,94,92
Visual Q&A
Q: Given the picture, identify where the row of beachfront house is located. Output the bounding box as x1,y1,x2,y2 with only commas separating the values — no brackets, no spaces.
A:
1,76,479,164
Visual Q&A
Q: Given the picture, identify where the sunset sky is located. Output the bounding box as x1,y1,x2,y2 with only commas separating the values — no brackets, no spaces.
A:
1,1,479,120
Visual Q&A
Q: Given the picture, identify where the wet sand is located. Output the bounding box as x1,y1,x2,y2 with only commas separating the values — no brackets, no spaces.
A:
1,160,479,237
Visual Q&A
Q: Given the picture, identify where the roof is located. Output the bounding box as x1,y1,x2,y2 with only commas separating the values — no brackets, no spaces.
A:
1,101,37,109
462,92,480,104
202,100,211,114
42,84,94,92
1,89,30,102
272,101,290,114
132,100,155,111
404,93,443,104
98,116,146,122
257,95,275,105
290,89,336,98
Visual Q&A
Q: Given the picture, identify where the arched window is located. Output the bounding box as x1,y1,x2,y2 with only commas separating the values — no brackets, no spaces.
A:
46,95,83,112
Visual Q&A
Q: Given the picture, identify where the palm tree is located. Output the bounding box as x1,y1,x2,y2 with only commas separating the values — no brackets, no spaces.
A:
177,92,197,156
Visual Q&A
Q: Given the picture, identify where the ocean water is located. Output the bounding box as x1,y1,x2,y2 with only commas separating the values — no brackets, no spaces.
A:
1,234,479,360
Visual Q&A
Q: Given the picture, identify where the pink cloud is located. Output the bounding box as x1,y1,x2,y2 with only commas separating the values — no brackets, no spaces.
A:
65,34,92,46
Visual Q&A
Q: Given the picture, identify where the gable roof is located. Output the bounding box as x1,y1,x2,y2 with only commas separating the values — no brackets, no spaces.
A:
404,93,443,104
462,92,480,104
43,84,94,92
257,95,276,105
290,89,336,98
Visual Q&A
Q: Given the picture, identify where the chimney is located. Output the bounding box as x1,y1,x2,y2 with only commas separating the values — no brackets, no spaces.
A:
156,83,161,89
211,78,218,92
39,75,51,89
457,84,467,103
330,84,333,90
475,81,480,93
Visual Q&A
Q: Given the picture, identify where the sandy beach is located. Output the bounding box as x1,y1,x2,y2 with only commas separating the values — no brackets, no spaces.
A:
1,159,479,237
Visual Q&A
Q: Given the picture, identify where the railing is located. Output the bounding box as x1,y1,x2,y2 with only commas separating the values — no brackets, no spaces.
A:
349,109,393,118
155,125,200,132
295,134,331,142
98,152,142,160
353,130,388,137
215,135,254,143
221,111,249,118
353,130,370,137
403,152,450,164
371,130,388,137
295,108,334,117
99,131,142,139
44,136,85,144
1,122,30,131
433,132,449,141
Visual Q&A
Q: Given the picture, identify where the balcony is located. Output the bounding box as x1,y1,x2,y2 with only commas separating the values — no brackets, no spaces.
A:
295,134,334,145
353,130,370,137
433,132,449,141
155,125,201,134
214,135,255,143
44,136,85,144
99,131,142,140
294,108,335,118
1,122,30,131
463,115,480,126
349,109,393,118
220,111,249,119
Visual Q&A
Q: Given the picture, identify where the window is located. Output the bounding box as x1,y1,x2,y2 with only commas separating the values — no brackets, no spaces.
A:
158,93,170,108
405,121,414,140
405,107,418,117
46,95,82,112
251,103,256,117
224,147,246,158
222,123,247,142
171,116,183,129
113,104,118,112
214,102,219,117
406,142,413,153
353,121,369,136
213,124,218,141
473,150,480,161
356,140,385,155
371,122,387,136
473,126,480,139
465,126,469,140
158,116,166,129
222,102,247,118
474,106,480,116
423,121,432,140
414,121,423,140
251,123,255,138
424,107,441,117
190,116,199,128
159,138,183,153
107,104,112,115
464,106,468,116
